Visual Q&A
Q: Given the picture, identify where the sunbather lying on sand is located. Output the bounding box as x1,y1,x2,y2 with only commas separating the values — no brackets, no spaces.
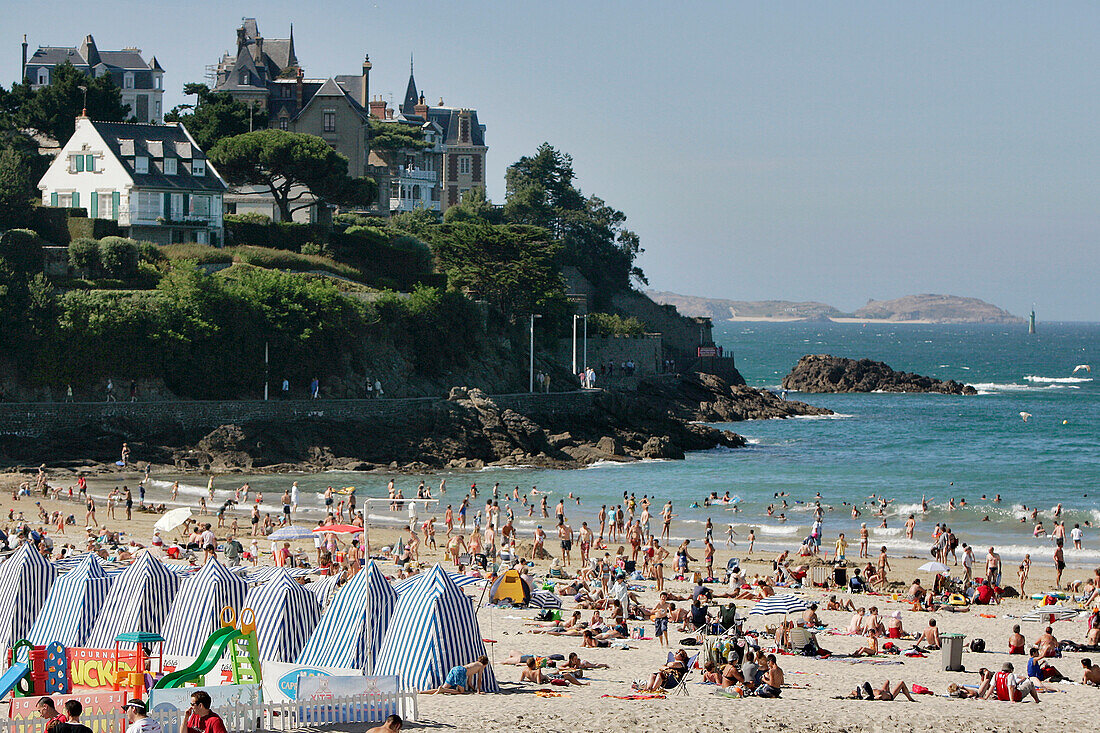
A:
849,680,916,701
519,657,587,686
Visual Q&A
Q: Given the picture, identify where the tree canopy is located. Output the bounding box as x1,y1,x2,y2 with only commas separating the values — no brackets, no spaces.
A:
209,130,376,220
4,62,130,144
443,186,498,225
368,118,431,156
503,143,646,300
164,83,267,151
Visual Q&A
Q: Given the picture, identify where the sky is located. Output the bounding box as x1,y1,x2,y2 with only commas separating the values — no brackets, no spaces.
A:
3,1,1098,320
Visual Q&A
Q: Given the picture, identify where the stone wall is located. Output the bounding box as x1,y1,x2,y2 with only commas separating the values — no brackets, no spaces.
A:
554,334,663,381
0,390,599,440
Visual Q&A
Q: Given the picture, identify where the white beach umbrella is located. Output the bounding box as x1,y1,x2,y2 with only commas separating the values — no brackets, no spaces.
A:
918,562,951,575
1021,606,1080,623
269,525,315,541
154,507,192,533
749,594,809,617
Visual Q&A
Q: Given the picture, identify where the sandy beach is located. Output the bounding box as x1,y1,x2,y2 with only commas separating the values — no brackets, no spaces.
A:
2,468,1097,732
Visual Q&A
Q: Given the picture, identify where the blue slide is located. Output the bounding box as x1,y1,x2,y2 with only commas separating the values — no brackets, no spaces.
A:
0,662,30,699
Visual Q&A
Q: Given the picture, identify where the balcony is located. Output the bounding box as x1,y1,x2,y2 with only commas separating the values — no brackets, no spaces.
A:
397,166,438,181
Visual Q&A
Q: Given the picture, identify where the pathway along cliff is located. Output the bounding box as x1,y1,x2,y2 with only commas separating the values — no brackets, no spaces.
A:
1,374,831,474
782,354,978,394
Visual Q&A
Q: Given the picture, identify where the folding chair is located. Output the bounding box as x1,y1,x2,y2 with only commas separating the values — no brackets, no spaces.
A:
786,626,813,654
670,652,699,696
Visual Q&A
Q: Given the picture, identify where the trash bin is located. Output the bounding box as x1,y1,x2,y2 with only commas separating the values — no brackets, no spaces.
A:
833,566,847,587
941,633,966,672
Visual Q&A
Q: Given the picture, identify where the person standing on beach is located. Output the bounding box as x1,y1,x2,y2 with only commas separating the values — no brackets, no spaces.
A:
661,502,674,542
986,547,1002,586
124,487,133,521
1072,523,1084,550
290,482,300,513
1054,540,1066,589
834,533,848,563
905,514,916,539
558,519,574,566
859,523,869,558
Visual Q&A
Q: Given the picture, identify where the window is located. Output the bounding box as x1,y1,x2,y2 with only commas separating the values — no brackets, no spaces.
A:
137,191,161,219
390,182,399,198
240,71,250,86
323,111,336,132
37,68,48,85
282,85,292,98
58,193,73,208
155,100,161,118
124,72,134,89
72,155,84,172
279,117,288,130
458,155,471,175
86,154,95,172
412,185,421,200
431,186,440,202
135,156,149,174
192,195,210,217
193,158,205,177
155,75,162,90
164,158,177,175
171,193,183,219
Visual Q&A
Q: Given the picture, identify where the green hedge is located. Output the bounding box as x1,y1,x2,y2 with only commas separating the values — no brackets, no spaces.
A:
224,217,326,251
67,216,122,242
28,207,81,243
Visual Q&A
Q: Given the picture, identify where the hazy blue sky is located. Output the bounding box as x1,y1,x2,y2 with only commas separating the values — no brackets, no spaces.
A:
4,2,1097,319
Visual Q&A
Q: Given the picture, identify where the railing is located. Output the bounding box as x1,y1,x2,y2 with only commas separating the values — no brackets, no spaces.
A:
0,692,418,733
397,166,438,181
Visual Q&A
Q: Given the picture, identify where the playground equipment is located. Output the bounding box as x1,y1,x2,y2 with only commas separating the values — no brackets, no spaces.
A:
1,639,69,699
153,607,261,690
112,632,165,700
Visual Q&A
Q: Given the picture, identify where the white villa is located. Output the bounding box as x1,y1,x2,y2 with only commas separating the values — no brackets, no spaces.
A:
38,116,227,245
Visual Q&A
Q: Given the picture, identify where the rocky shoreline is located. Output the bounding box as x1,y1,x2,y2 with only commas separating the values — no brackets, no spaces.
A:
1,374,831,476
782,354,978,394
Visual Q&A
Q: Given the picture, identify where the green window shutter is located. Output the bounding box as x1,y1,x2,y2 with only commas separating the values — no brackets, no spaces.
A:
51,192,58,206
72,192,79,208
112,191,120,219
163,192,170,217
86,154,95,172
90,191,98,218
75,155,85,172
183,194,190,215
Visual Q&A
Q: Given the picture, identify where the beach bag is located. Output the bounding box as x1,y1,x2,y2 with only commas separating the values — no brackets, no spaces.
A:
536,609,554,622
680,637,699,646
970,638,986,653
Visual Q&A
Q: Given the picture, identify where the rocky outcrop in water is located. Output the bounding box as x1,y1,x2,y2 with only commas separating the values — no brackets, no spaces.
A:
782,355,977,395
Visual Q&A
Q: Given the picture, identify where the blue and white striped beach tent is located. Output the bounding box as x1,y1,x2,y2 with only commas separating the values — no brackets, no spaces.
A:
161,558,248,656
374,564,498,692
87,551,181,648
296,561,396,673
304,574,341,609
27,553,112,647
245,568,322,662
0,543,57,653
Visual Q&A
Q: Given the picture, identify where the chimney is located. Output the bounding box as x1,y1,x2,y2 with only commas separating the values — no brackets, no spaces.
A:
21,35,27,83
414,92,429,119
360,54,372,107
385,107,393,120
295,67,303,108
368,96,387,120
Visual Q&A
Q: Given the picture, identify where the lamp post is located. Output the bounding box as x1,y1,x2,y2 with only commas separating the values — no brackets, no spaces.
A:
263,341,269,401
529,313,542,392
77,85,88,116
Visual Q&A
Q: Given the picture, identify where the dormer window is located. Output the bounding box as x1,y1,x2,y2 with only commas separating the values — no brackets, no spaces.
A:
240,71,250,86
135,156,149,174
37,68,48,85
164,158,177,175
193,159,205,177
124,72,134,89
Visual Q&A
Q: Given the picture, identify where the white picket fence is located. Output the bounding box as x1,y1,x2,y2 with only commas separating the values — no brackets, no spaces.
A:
0,691,418,733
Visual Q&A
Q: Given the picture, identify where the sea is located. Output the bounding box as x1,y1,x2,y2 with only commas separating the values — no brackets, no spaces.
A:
128,321,1099,567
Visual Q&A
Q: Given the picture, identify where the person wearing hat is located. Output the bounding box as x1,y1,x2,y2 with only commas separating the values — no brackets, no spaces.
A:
123,698,162,733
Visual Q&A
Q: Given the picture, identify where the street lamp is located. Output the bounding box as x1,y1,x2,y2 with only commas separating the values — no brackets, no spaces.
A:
529,313,542,392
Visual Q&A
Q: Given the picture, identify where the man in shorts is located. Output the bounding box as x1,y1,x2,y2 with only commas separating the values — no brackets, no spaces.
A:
558,520,574,566
430,657,490,694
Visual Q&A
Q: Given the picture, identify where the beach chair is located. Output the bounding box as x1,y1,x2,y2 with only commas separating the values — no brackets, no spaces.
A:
670,652,699,696
716,603,740,636
810,565,830,587
786,626,814,655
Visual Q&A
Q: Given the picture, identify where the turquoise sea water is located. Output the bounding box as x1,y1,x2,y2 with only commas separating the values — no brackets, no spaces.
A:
145,321,1099,566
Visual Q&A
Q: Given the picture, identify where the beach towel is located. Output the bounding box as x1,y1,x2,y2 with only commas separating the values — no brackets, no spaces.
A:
603,694,666,700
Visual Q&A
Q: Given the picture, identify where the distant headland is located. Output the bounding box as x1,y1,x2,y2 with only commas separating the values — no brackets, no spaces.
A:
647,292,1024,325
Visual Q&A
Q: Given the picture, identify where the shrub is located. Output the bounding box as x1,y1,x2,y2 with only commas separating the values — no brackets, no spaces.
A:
228,246,361,280
225,212,272,224
136,241,166,264
97,236,139,278
159,243,233,264
68,238,100,271
0,228,44,272
301,242,333,257
588,312,647,337
67,216,121,242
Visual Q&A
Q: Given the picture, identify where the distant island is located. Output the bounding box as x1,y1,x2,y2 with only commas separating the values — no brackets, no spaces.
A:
647,292,1024,325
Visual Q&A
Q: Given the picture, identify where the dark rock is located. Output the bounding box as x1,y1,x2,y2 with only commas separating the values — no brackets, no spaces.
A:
782,355,978,394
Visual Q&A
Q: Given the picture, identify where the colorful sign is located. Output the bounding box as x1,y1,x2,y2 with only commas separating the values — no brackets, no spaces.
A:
697,346,718,357
10,689,127,733
260,661,355,702
151,683,261,732
67,648,139,689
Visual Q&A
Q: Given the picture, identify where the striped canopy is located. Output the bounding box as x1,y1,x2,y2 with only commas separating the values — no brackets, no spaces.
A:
392,571,486,595
749,594,809,617
374,564,499,692
0,543,57,652
27,553,112,647
245,568,322,662
87,551,181,648
531,590,562,609
161,558,248,656
239,566,315,584
304,574,342,609
296,561,396,673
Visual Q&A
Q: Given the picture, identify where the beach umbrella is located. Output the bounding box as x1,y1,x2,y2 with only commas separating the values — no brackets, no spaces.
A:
246,568,322,663
918,562,951,575
313,524,362,534
0,543,58,651
27,553,112,647
1021,606,1080,623
375,564,499,692
296,561,397,673
749,594,809,617
531,590,562,609
269,525,316,541
154,507,192,533
87,551,181,648
161,558,248,656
